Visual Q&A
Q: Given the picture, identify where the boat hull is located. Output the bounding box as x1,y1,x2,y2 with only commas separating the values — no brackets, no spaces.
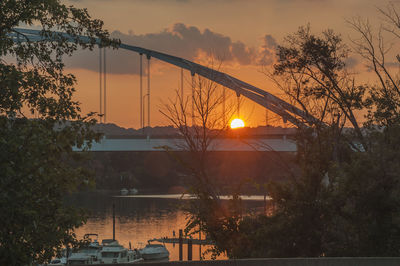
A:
141,252,169,261
139,245,169,261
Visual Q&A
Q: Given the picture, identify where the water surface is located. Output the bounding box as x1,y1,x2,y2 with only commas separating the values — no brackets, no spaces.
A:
71,192,264,261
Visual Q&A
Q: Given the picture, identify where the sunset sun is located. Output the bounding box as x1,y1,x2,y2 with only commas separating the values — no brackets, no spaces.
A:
230,118,245,129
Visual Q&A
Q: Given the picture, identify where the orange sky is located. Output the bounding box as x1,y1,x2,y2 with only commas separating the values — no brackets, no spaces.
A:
62,0,395,129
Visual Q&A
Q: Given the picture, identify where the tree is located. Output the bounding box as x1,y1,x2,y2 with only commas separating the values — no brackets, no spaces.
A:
160,28,369,258
163,8,400,258
196,23,400,258
267,25,366,148
0,0,117,264
324,4,400,255
195,26,366,258
236,22,400,257
160,71,247,258
348,4,400,127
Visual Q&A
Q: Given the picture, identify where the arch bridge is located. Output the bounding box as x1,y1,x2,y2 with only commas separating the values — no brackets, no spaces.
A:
9,28,318,129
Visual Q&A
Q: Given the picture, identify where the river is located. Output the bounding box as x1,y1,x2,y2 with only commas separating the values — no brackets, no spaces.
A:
69,192,266,261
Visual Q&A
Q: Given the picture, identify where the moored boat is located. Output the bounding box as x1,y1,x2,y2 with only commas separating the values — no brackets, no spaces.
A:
129,188,139,195
66,234,102,265
100,240,142,264
139,243,169,261
66,253,96,265
63,235,141,265
48,257,67,265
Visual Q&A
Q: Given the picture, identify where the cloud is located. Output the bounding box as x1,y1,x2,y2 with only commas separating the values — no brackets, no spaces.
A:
64,23,277,75
258,34,278,66
231,41,256,65
345,56,359,69
384,61,400,68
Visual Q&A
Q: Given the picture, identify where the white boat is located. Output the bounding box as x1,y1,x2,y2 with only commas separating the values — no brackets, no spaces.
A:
66,253,96,265
48,247,70,265
62,234,141,265
100,240,142,264
120,188,129,195
129,188,139,195
48,257,67,265
66,234,102,265
139,243,169,261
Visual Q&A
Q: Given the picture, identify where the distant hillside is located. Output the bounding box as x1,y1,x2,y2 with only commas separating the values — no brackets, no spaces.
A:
92,124,178,136
92,123,296,137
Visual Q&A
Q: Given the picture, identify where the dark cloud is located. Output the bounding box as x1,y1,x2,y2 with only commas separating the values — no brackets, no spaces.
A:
231,41,255,65
385,61,400,68
345,56,359,69
64,23,277,74
258,34,277,66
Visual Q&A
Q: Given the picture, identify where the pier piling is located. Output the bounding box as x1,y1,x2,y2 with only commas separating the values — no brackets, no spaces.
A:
179,229,183,261
112,203,115,241
188,239,193,261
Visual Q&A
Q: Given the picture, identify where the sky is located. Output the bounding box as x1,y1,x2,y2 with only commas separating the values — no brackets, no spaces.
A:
61,0,396,129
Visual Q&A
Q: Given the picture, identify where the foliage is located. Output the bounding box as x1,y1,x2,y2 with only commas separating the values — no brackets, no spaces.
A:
160,73,247,258
0,0,118,264
161,4,400,259
191,19,400,258
267,25,366,150
229,19,400,258
348,11,400,128
324,129,400,256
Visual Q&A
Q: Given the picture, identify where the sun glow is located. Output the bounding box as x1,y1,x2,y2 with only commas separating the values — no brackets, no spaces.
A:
230,118,245,129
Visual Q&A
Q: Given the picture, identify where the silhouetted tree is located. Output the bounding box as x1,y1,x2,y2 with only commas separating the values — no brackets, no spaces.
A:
0,0,117,264
235,19,400,257
160,71,247,258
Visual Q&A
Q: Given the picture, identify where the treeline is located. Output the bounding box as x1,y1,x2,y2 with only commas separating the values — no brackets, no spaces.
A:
85,151,296,194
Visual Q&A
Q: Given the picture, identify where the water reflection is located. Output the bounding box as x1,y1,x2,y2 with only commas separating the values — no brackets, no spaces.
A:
70,192,263,261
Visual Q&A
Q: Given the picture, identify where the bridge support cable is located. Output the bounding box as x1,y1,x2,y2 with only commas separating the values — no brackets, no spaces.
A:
143,94,148,130
237,95,240,118
99,47,103,123
103,48,107,123
180,68,184,99
139,53,143,130
147,55,151,128
222,87,226,127
191,72,195,126
10,28,321,128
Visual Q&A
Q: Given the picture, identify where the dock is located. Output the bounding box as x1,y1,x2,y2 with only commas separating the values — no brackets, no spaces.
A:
149,237,214,245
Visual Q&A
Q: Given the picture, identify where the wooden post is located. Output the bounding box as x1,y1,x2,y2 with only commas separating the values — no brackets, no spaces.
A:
188,239,193,261
66,245,70,260
179,229,183,261
112,203,115,241
173,230,176,247
264,193,267,215
199,230,202,260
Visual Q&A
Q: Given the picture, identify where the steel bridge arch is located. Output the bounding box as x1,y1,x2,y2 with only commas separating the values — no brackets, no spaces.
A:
9,28,319,127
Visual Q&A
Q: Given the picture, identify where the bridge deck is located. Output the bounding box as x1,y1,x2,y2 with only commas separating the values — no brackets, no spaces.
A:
78,136,296,152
